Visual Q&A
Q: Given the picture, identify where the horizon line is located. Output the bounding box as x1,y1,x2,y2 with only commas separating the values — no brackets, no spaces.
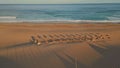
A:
0,3,120,5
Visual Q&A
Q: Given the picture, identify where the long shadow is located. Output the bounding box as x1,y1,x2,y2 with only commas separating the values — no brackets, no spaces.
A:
0,56,24,68
0,42,33,50
55,53,74,68
92,46,120,68
64,53,75,63
88,43,120,68
88,43,108,55
54,53,87,68
64,53,88,68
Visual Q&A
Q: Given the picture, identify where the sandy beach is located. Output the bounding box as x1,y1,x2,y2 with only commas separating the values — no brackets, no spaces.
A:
0,23,120,68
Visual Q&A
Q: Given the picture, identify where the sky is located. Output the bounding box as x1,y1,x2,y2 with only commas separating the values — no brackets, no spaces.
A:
0,0,120,4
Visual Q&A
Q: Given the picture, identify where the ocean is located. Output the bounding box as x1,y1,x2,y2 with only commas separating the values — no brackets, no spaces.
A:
0,3,120,22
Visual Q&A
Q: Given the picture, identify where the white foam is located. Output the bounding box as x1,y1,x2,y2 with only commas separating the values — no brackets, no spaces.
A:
0,19,120,23
108,17,120,20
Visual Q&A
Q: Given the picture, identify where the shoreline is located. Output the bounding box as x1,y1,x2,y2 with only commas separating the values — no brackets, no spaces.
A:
0,20,120,24
0,21,120,24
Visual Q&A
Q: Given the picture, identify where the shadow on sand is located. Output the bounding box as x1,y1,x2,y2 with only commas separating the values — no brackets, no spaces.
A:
0,42,33,50
54,53,87,68
88,43,108,55
0,56,23,68
88,43,120,68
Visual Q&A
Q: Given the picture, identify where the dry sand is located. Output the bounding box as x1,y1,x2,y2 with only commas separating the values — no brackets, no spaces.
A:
0,23,120,68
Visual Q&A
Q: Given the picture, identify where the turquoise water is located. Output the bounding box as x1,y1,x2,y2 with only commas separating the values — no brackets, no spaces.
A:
0,3,120,22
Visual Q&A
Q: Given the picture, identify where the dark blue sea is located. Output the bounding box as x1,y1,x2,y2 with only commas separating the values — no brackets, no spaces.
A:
0,3,120,22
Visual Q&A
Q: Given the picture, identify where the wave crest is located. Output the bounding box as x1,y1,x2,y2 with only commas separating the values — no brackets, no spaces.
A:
0,20,120,23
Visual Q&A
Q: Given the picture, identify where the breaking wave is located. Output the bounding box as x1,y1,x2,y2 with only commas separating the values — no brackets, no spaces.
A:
0,19,119,23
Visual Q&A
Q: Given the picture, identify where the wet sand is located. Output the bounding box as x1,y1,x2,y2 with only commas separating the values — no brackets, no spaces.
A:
0,23,120,68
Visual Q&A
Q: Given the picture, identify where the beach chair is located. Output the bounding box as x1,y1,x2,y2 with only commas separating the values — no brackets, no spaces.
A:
47,34,57,44
85,33,94,42
31,36,37,43
60,33,71,43
38,34,49,44
30,36,42,46
43,34,52,44
52,34,61,43
37,35,46,45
